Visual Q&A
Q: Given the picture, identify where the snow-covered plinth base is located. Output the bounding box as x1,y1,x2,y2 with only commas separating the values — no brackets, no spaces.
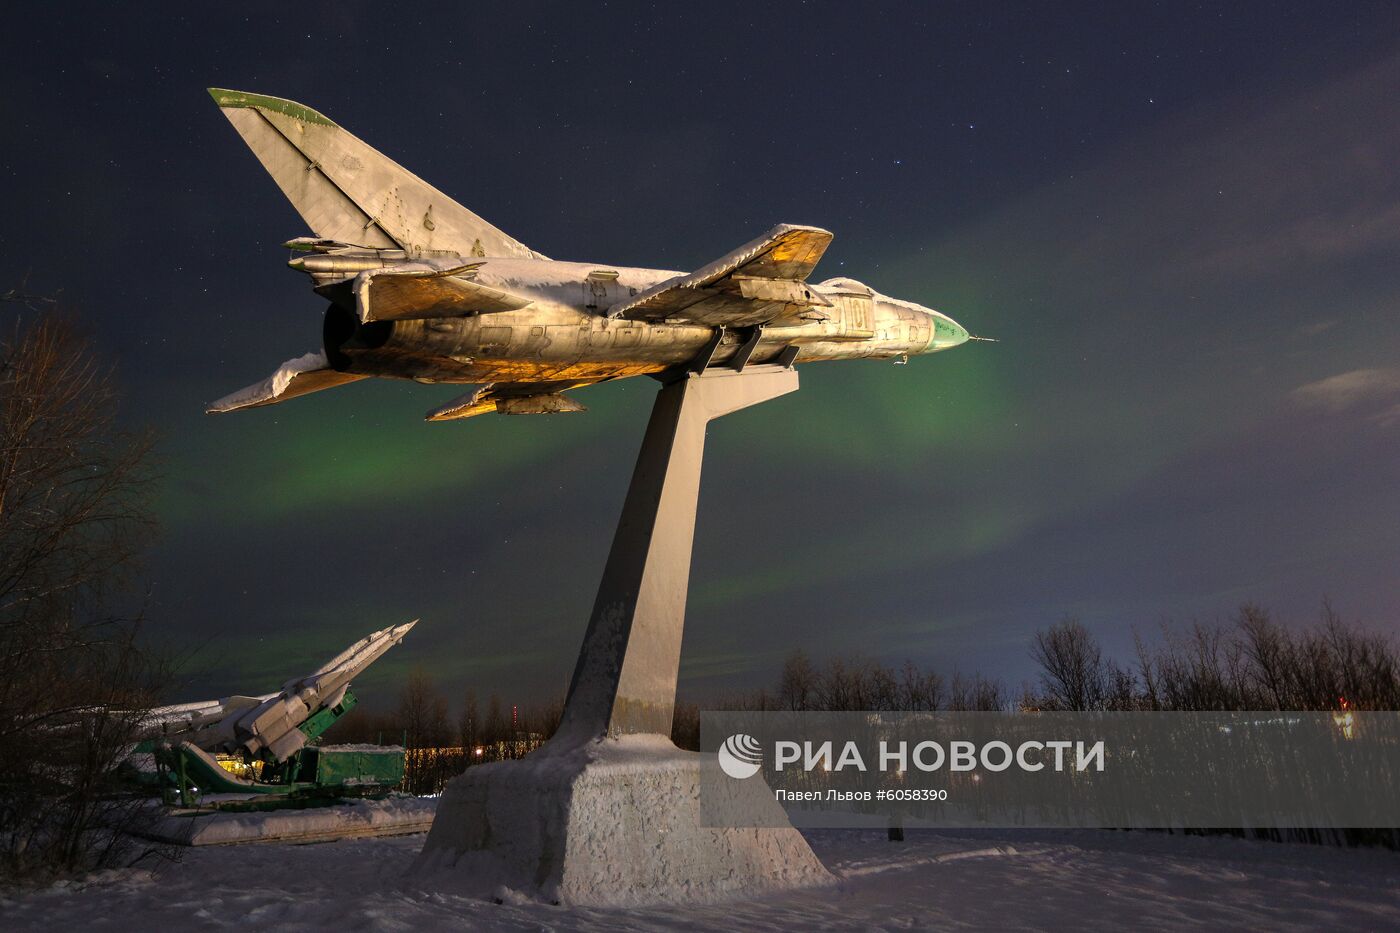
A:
145,796,437,846
414,734,832,906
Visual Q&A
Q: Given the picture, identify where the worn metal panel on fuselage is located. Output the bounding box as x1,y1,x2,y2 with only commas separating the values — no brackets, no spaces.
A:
335,258,936,385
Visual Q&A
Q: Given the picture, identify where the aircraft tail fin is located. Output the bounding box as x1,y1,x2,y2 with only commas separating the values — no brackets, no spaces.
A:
208,89,543,260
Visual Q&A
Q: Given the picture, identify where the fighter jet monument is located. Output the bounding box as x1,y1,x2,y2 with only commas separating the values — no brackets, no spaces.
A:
207,88,976,904
204,91,969,419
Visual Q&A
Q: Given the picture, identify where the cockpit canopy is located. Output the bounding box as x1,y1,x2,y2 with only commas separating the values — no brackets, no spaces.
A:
816,277,874,295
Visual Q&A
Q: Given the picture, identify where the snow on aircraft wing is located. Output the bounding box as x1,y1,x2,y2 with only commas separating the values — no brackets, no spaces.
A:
206,350,368,413
354,262,533,322
607,224,834,328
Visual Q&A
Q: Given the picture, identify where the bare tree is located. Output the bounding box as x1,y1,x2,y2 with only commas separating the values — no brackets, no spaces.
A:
867,662,901,710
778,650,817,711
1030,618,1107,711
484,693,507,744
521,693,564,741
395,667,451,749
394,667,453,795
1134,629,1161,710
1236,604,1291,710
0,306,162,879
899,660,944,711
725,601,1400,725
1104,664,1139,710
948,671,1006,711
458,687,478,749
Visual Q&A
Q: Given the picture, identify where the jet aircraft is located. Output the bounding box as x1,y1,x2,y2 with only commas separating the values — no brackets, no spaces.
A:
206,89,974,421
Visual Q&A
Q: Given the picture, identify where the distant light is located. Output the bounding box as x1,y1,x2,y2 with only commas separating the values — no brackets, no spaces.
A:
1334,697,1355,740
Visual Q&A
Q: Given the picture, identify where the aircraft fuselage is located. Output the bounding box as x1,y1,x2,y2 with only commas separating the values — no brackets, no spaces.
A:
318,257,970,386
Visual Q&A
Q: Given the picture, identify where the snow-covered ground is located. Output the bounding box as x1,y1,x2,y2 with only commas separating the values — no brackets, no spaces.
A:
4,828,1399,931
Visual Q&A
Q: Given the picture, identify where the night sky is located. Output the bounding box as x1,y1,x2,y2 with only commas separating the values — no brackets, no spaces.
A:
4,4,1399,707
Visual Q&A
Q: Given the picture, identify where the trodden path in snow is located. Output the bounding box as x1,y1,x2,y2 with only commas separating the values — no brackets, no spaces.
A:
3,828,1399,931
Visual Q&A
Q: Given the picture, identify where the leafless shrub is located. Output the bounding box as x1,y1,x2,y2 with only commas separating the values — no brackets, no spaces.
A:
946,671,1005,711
1031,603,1400,712
0,307,165,880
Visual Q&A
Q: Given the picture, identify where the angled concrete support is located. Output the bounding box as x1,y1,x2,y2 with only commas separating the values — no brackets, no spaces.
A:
418,364,831,905
555,364,799,741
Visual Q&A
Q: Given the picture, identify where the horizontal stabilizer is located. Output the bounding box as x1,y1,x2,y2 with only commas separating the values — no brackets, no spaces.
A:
206,350,367,413
354,263,532,322
425,380,599,421
608,224,833,328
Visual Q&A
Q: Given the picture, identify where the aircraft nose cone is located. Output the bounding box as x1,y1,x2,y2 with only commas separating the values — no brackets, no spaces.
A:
927,313,969,351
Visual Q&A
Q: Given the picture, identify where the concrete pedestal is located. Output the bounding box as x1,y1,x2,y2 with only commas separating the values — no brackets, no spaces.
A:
414,735,830,906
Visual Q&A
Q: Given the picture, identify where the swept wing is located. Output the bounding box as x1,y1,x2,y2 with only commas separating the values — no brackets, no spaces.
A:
608,224,833,328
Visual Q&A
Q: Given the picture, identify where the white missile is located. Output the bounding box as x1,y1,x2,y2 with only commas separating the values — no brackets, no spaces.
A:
146,620,417,761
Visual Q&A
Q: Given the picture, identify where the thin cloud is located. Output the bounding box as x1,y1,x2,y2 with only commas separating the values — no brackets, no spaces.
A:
1292,368,1400,411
